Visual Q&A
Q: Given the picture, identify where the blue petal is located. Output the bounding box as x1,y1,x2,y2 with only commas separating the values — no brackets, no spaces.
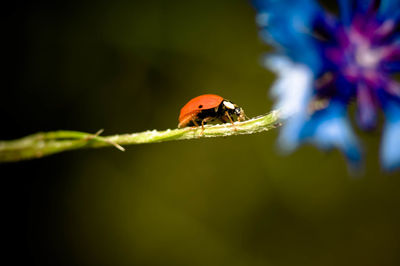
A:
357,0,378,12
338,0,356,25
381,100,400,171
338,0,378,25
266,55,314,118
383,61,400,73
253,0,322,71
300,101,362,164
379,0,400,20
266,55,314,152
278,112,308,153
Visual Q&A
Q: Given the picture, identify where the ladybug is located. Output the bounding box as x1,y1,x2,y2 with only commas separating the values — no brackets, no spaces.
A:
178,94,247,129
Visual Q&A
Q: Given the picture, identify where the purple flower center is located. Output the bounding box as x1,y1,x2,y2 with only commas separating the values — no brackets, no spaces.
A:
313,10,400,130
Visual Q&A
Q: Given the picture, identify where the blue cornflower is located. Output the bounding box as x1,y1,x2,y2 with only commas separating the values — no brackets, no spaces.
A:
254,0,400,171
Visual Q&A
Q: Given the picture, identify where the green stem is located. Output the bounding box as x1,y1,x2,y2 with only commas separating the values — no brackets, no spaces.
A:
0,110,281,163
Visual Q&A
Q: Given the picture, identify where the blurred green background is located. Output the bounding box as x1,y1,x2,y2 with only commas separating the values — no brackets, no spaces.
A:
2,1,400,265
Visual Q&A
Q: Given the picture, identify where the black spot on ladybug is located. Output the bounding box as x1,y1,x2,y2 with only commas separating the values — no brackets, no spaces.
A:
198,105,203,108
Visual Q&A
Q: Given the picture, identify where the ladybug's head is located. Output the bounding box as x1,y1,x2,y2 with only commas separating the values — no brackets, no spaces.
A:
222,100,247,121
234,107,246,121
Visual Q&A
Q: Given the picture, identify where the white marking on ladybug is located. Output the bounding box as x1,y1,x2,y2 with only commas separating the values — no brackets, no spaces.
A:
223,101,235,110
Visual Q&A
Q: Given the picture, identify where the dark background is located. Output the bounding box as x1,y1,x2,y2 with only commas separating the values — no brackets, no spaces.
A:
3,1,400,265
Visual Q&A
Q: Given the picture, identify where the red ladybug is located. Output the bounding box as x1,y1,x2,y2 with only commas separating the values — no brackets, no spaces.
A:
178,94,247,129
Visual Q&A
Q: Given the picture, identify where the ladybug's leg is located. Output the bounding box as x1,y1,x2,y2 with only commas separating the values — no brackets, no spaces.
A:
200,117,213,136
224,111,238,131
225,111,234,124
191,118,200,128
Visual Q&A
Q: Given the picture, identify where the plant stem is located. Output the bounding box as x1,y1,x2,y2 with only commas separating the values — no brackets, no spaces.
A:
0,110,281,163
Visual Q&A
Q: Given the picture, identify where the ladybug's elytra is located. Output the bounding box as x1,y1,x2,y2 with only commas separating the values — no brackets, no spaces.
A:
178,94,247,129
